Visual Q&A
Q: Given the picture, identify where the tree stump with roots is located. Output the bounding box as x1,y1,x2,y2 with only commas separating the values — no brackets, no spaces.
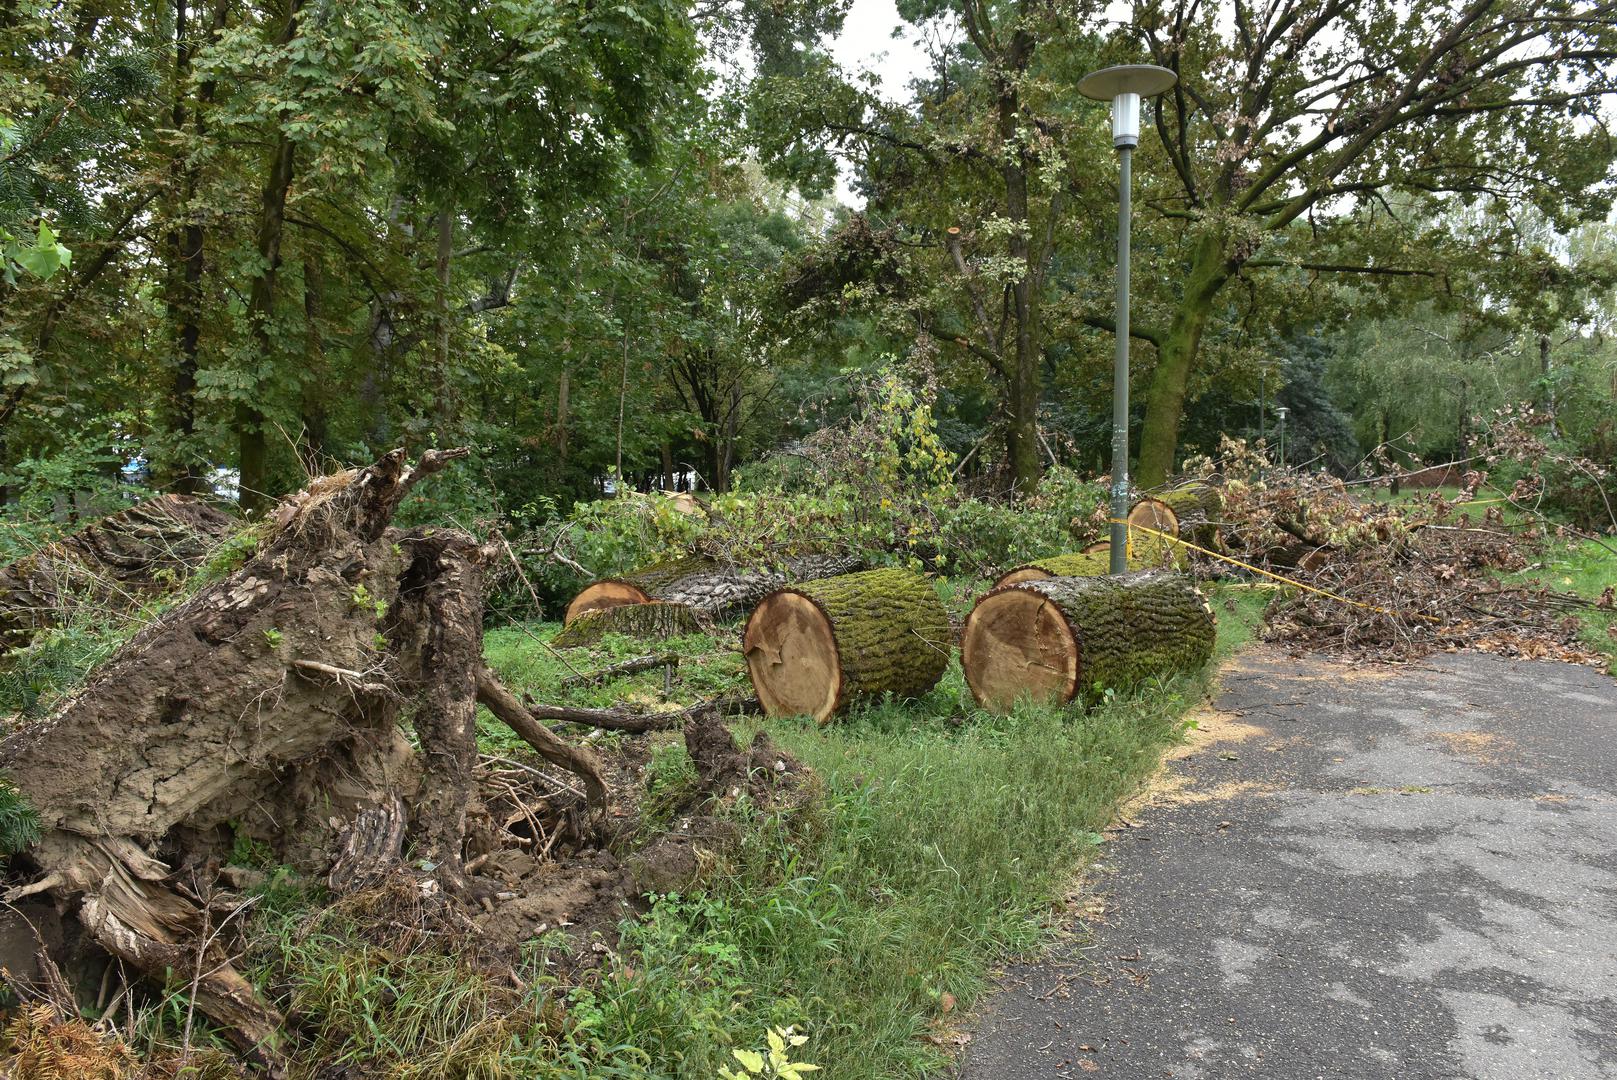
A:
0,449,606,1071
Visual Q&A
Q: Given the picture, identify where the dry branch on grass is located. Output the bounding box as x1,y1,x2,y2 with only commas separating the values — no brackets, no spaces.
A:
1176,450,1610,664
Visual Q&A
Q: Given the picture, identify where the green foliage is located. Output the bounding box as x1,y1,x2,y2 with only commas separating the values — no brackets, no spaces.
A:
0,219,70,285
0,775,41,858
0,613,138,719
719,1026,820,1079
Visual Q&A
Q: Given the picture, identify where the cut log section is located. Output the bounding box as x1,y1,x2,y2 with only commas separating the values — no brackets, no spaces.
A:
0,494,236,649
551,601,703,648
564,553,863,624
742,568,951,723
1127,482,1222,551
994,551,1111,588
961,570,1216,712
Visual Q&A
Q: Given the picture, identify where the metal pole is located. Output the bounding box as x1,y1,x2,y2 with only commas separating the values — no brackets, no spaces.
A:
1258,365,1266,481
1108,145,1133,575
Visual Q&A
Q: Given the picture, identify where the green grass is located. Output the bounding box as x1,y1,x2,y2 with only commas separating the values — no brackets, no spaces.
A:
229,577,1264,1078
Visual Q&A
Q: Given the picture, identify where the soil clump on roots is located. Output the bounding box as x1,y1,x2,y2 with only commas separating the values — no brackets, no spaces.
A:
0,451,813,1075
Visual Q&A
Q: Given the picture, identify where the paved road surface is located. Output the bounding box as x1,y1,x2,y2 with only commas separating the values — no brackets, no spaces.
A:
958,649,1617,1079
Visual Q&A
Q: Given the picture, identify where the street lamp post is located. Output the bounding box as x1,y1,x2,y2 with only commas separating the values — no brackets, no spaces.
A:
1079,64,1177,576
1275,405,1289,469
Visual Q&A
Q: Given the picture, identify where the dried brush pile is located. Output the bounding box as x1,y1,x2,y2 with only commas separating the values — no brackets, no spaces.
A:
1178,439,1613,664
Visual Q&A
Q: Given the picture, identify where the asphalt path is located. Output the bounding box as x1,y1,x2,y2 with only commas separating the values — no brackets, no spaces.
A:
957,648,1617,1080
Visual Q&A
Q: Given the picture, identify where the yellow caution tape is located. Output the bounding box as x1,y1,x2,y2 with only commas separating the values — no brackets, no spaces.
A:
1110,519,1443,624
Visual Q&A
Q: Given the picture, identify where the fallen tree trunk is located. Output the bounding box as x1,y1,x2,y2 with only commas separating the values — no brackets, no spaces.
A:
742,568,951,723
995,551,1111,588
961,570,1216,712
564,553,864,624
0,494,236,650
551,601,703,647
517,692,765,734
0,450,606,1068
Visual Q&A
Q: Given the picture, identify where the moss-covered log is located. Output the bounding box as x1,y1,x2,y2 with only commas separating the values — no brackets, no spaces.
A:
995,551,1111,588
995,531,1181,588
0,494,236,650
564,553,863,624
742,568,951,723
1127,482,1222,550
961,570,1216,712
552,601,703,647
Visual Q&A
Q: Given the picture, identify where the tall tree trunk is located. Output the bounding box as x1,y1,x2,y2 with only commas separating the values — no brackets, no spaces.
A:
238,0,301,517
300,256,327,471
556,367,570,465
1137,232,1229,487
162,0,227,496
998,22,1041,496
433,206,454,431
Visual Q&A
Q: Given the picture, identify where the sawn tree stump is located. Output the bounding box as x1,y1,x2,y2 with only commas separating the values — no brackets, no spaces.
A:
961,570,1216,712
742,568,951,723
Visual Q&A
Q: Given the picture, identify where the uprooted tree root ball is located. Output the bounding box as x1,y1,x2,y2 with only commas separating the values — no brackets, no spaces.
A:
0,451,816,1073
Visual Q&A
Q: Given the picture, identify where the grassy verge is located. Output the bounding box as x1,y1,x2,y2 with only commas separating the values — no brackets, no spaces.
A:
116,577,1263,1077
467,580,1265,1076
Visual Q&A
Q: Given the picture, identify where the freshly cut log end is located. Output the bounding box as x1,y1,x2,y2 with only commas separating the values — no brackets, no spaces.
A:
959,587,1078,710
563,580,652,624
562,555,715,625
1127,482,1222,550
743,568,951,724
994,551,1111,589
552,601,702,647
962,570,1216,713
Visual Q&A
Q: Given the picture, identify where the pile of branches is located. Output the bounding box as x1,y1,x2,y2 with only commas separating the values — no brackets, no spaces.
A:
1182,443,1612,664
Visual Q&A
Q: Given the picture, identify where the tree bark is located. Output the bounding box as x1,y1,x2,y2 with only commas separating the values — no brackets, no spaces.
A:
995,550,1111,588
238,0,302,518
1137,232,1231,487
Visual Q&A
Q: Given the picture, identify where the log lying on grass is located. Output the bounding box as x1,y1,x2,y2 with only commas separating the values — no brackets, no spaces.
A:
961,570,1216,712
742,568,951,723
564,553,863,624
1127,482,1222,550
0,450,608,1068
995,550,1111,588
995,532,1181,589
0,494,236,649
551,600,703,647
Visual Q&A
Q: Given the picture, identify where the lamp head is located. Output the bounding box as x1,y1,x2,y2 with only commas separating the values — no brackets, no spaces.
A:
1078,64,1177,148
